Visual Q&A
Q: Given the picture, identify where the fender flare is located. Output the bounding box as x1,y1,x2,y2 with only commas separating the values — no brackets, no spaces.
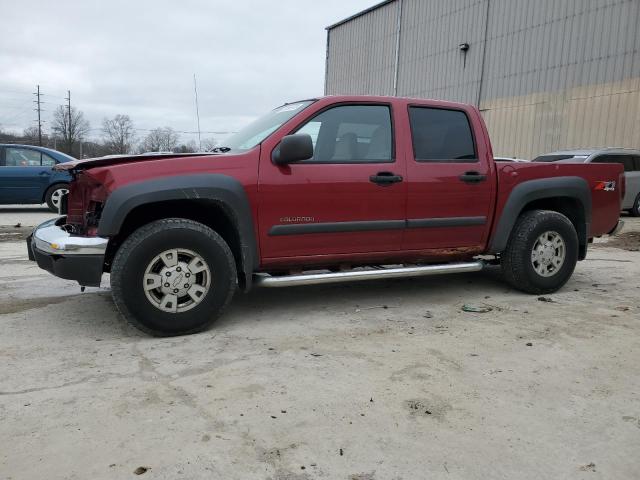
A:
488,176,591,254
97,174,258,286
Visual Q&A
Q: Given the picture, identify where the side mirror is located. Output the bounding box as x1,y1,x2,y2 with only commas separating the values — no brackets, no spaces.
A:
272,133,313,165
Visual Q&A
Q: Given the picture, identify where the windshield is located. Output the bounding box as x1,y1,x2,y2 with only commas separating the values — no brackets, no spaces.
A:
223,100,314,152
53,150,76,162
533,154,589,162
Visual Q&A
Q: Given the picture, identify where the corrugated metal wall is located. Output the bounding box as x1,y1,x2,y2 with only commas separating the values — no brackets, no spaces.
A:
396,0,488,104
325,1,399,95
326,0,640,158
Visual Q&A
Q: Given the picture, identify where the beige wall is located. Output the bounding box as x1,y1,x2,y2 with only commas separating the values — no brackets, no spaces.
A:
481,77,640,159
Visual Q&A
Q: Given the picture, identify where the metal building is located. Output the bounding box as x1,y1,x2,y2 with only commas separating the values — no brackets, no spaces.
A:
325,0,640,159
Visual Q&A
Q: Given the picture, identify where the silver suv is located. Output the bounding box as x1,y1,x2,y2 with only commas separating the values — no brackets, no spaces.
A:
533,148,640,216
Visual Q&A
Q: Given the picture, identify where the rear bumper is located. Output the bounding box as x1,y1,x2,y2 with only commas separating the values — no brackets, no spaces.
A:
27,217,108,287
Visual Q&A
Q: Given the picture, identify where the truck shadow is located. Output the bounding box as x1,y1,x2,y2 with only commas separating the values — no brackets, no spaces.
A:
217,266,510,329
21,267,524,339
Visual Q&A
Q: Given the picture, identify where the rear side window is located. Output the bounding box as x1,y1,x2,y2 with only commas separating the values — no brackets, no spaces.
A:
634,156,640,171
5,147,42,166
592,155,635,172
408,107,476,162
294,104,393,163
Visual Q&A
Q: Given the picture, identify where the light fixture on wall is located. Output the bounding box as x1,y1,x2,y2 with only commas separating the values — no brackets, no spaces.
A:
459,43,470,68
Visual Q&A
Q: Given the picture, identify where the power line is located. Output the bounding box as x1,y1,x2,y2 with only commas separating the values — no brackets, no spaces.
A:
86,127,236,135
0,106,33,124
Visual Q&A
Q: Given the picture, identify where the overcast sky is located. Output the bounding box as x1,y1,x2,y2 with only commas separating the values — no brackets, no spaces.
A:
0,0,374,144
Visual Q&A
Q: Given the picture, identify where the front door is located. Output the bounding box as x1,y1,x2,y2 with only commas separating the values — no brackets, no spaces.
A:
0,147,52,204
258,103,407,266
402,105,495,254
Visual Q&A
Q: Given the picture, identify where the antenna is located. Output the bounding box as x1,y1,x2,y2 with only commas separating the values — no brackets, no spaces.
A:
193,74,202,151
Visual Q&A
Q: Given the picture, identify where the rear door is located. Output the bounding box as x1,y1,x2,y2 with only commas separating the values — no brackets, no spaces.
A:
0,147,51,204
257,102,407,265
402,105,495,254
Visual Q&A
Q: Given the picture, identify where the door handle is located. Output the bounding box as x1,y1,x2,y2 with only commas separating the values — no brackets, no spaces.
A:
38,171,51,176
370,171,403,186
459,171,487,183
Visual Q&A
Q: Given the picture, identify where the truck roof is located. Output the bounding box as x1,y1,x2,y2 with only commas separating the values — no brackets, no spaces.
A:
308,95,475,110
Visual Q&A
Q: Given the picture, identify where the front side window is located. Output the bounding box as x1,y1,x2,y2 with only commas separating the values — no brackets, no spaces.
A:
41,153,56,167
409,107,476,162
293,105,393,163
5,148,42,166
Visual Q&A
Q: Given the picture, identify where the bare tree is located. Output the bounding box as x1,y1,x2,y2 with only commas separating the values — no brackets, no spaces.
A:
139,127,179,153
201,137,218,151
102,114,135,154
23,126,41,145
173,140,199,153
52,105,90,155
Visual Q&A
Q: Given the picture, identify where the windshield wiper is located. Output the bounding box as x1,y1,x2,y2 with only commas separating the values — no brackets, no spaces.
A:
211,146,231,153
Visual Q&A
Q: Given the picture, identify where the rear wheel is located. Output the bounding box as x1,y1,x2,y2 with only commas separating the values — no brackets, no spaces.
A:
45,184,69,212
501,210,578,294
630,193,640,217
110,218,237,336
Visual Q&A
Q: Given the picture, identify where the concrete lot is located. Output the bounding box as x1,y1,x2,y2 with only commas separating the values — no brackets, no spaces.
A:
1,206,639,479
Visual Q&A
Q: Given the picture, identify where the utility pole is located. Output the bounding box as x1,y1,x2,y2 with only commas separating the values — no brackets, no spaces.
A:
193,74,202,151
65,90,72,154
33,85,43,146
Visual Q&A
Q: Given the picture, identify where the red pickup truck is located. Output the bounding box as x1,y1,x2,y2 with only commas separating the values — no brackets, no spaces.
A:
28,95,623,336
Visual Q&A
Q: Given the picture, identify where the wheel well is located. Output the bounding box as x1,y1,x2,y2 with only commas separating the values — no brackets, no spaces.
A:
519,197,588,258
103,199,246,286
42,182,69,203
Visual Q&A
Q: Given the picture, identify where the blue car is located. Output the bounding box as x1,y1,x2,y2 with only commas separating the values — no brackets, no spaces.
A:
0,144,75,212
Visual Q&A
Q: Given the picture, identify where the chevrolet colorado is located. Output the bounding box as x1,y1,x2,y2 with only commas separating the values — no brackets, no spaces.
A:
28,96,624,336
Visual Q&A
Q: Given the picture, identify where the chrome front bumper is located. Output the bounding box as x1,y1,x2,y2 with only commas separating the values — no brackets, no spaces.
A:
28,217,108,286
31,217,108,255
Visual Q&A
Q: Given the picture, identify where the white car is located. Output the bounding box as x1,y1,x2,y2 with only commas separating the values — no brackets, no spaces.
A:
494,156,529,163
533,148,640,216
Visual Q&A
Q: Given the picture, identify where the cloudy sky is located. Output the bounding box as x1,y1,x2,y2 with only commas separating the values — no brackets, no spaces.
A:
0,0,374,144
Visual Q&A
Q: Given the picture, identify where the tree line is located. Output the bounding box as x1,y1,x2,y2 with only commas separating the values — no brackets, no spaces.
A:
0,106,217,159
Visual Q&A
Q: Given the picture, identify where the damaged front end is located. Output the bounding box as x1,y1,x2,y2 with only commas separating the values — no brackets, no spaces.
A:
27,170,110,287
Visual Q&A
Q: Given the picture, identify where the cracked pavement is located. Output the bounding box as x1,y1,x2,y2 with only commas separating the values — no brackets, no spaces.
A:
1,206,639,479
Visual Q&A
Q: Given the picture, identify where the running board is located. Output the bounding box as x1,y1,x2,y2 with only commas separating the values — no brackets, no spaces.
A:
253,261,484,288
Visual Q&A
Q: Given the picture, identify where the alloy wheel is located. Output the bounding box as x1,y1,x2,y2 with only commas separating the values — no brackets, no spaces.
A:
143,248,211,313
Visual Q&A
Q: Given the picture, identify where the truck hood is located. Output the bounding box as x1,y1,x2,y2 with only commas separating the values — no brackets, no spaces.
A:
53,152,217,171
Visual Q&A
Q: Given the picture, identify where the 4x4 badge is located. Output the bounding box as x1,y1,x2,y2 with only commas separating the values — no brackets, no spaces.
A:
595,181,616,192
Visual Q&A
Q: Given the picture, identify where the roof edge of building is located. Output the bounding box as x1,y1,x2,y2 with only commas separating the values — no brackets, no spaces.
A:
325,0,396,30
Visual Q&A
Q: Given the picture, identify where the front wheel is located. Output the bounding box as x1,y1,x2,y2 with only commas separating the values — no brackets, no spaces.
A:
501,210,578,294
110,218,237,336
45,184,69,212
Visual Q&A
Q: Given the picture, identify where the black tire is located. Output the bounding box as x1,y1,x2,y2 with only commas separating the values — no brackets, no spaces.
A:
45,183,69,212
501,210,578,294
110,218,237,336
630,193,640,217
